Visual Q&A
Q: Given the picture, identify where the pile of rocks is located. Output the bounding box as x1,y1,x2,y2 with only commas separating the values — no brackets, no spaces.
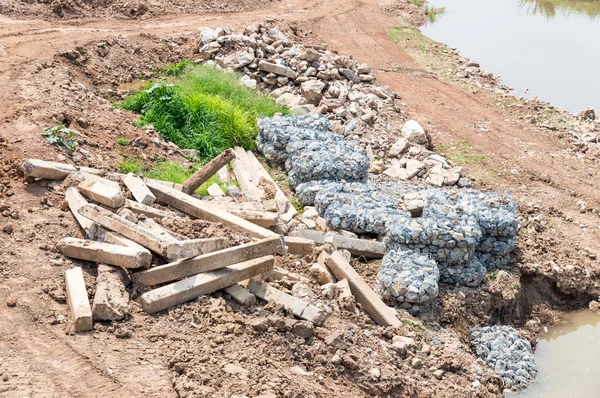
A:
256,115,520,309
197,24,389,131
470,326,537,391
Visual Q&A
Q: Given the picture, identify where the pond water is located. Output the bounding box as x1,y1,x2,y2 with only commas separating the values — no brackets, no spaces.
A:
421,0,600,114
509,310,600,397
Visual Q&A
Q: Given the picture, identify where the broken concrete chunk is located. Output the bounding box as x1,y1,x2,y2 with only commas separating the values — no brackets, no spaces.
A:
222,283,256,306
65,267,93,332
207,183,225,197
258,60,297,78
92,264,130,321
66,187,97,239
247,278,328,325
284,236,316,255
78,180,126,208
141,256,275,314
21,159,77,179
123,173,156,206
332,235,385,259
309,263,335,285
57,237,152,269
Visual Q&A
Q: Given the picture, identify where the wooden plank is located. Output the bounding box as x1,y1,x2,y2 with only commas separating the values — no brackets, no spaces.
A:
141,256,275,313
79,204,168,255
64,267,93,332
21,159,77,179
181,148,235,194
145,179,276,239
246,279,328,325
65,187,98,239
123,173,156,205
57,237,152,268
232,147,264,201
325,251,401,327
133,235,284,286
78,180,125,208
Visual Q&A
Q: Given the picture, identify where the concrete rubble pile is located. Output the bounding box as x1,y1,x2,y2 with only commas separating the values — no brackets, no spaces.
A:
471,326,537,391
256,115,520,310
22,154,407,334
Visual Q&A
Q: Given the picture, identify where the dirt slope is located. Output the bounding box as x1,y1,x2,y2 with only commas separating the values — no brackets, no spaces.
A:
0,0,599,396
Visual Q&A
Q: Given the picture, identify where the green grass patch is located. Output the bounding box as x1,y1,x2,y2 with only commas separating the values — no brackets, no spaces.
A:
120,159,226,196
121,63,288,163
116,137,130,146
160,60,195,77
520,0,600,18
436,141,487,165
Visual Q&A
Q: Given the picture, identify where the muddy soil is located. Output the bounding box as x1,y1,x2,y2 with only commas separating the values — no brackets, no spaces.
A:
1,0,599,396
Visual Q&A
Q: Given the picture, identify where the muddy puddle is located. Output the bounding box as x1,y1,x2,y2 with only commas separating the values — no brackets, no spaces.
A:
510,310,600,397
421,0,600,113
117,79,148,92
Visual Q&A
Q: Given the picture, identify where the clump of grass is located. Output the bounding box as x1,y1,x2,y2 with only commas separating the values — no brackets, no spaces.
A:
122,159,226,196
119,158,143,174
425,6,445,22
436,141,487,165
121,64,288,163
116,137,130,146
42,124,79,153
160,60,195,77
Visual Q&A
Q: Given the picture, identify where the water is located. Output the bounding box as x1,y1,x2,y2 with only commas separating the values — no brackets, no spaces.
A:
421,0,600,114
510,310,600,397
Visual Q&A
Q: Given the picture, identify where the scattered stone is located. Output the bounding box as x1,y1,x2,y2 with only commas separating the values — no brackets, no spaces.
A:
401,120,428,145
291,320,314,339
6,298,16,307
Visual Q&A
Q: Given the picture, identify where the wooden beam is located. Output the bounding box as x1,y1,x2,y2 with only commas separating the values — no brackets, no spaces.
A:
181,148,236,194
78,204,168,255
325,251,401,327
57,237,152,268
78,180,125,208
132,235,284,286
64,267,93,332
141,256,275,313
123,173,156,205
145,179,277,239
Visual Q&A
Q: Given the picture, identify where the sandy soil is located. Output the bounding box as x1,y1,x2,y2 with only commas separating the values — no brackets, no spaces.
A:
1,0,599,396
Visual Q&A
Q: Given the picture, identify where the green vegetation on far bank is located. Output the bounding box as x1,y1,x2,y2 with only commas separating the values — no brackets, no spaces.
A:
520,0,600,18
121,63,288,163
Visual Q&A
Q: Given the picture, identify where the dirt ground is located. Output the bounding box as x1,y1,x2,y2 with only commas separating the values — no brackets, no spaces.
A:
1,0,599,396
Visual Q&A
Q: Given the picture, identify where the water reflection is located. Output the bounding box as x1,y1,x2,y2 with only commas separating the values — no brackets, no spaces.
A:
520,0,600,19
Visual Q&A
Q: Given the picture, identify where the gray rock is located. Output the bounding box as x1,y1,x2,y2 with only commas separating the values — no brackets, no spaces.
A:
401,120,428,145
300,80,326,105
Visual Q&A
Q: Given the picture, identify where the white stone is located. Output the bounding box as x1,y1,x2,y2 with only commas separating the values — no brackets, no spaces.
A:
401,120,428,145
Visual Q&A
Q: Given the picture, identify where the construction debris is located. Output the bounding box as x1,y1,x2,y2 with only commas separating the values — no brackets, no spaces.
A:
181,148,236,194
57,237,152,269
64,267,93,332
141,256,275,314
123,173,156,205
78,180,126,208
92,264,130,321
21,158,77,179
